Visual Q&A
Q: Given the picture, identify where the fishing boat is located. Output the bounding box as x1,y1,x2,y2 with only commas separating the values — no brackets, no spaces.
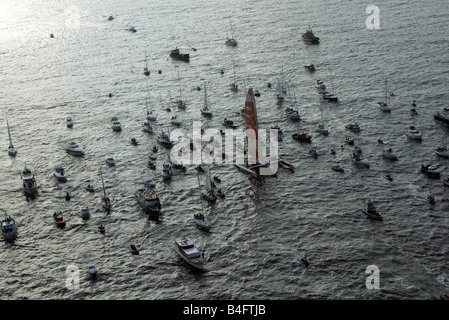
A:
434,108,449,125
143,52,150,76
292,132,312,143
135,187,162,216
320,91,338,102
362,199,383,221
157,130,173,148
302,26,320,44
378,79,391,112
6,119,17,157
406,126,422,140
315,107,329,134
80,206,90,220
66,117,73,128
174,237,204,270
1,212,17,241
200,83,212,117
54,166,68,182
100,169,111,212
110,117,122,131
170,48,189,62
225,21,238,46
145,96,157,121
382,148,398,160
421,164,441,179
21,164,37,196
53,211,66,228
66,141,84,156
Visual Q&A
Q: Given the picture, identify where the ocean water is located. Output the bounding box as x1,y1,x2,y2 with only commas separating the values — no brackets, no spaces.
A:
0,0,448,300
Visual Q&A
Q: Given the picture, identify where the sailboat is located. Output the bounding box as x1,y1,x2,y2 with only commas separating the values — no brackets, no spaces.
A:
200,165,217,203
315,105,329,134
176,71,186,109
378,79,391,112
200,83,212,117
225,21,238,46
143,52,150,76
145,85,156,121
235,88,294,177
230,61,238,92
6,119,17,156
100,169,111,212
194,175,211,231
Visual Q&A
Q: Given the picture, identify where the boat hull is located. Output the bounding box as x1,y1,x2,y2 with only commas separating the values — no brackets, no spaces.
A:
173,243,204,270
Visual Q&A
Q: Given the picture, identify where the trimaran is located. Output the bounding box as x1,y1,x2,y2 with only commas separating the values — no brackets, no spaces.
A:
235,88,294,177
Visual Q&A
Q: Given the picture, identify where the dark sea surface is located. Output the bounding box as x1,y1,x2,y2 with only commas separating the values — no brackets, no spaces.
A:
0,0,448,300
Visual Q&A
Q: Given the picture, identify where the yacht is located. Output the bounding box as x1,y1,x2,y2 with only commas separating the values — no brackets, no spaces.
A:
421,164,441,179
54,166,68,182
21,165,37,196
66,142,84,156
135,187,162,216
174,237,204,270
435,145,449,158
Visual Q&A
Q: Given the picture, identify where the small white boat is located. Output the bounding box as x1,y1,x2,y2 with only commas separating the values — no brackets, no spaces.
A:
1,213,17,241
54,167,68,182
315,124,329,135
171,115,182,126
174,237,204,270
315,79,326,90
157,131,173,148
67,117,73,128
110,117,122,131
194,213,211,231
382,148,398,160
304,63,315,71
321,91,338,102
66,142,84,156
421,164,441,179
435,145,449,158
406,126,422,140
162,163,172,180
345,122,361,132
80,206,90,220
285,107,301,121
105,157,116,167
352,153,369,167
362,199,383,221
143,121,153,133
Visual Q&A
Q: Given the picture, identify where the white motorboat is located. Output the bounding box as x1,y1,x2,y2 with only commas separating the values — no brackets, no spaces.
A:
362,199,383,221
66,142,84,156
315,124,329,135
110,117,122,131
80,206,90,220
6,119,17,157
345,122,361,132
315,80,326,90
421,164,441,179
54,167,68,182
435,145,449,158
406,126,422,140
142,121,153,134
174,237,204,270
382,148,398,160
21,165,37,196
171,115,182,126
352,153,369,167
321,91,338,102
162,163,172,180
201,83,213,117
194,213,211,231
1,212,17,241
157,131,173,148
285,107,301,121
67,117,73,128
105,157,116,167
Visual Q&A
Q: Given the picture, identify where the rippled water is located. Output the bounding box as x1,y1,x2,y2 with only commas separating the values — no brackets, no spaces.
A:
0,0,448,300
